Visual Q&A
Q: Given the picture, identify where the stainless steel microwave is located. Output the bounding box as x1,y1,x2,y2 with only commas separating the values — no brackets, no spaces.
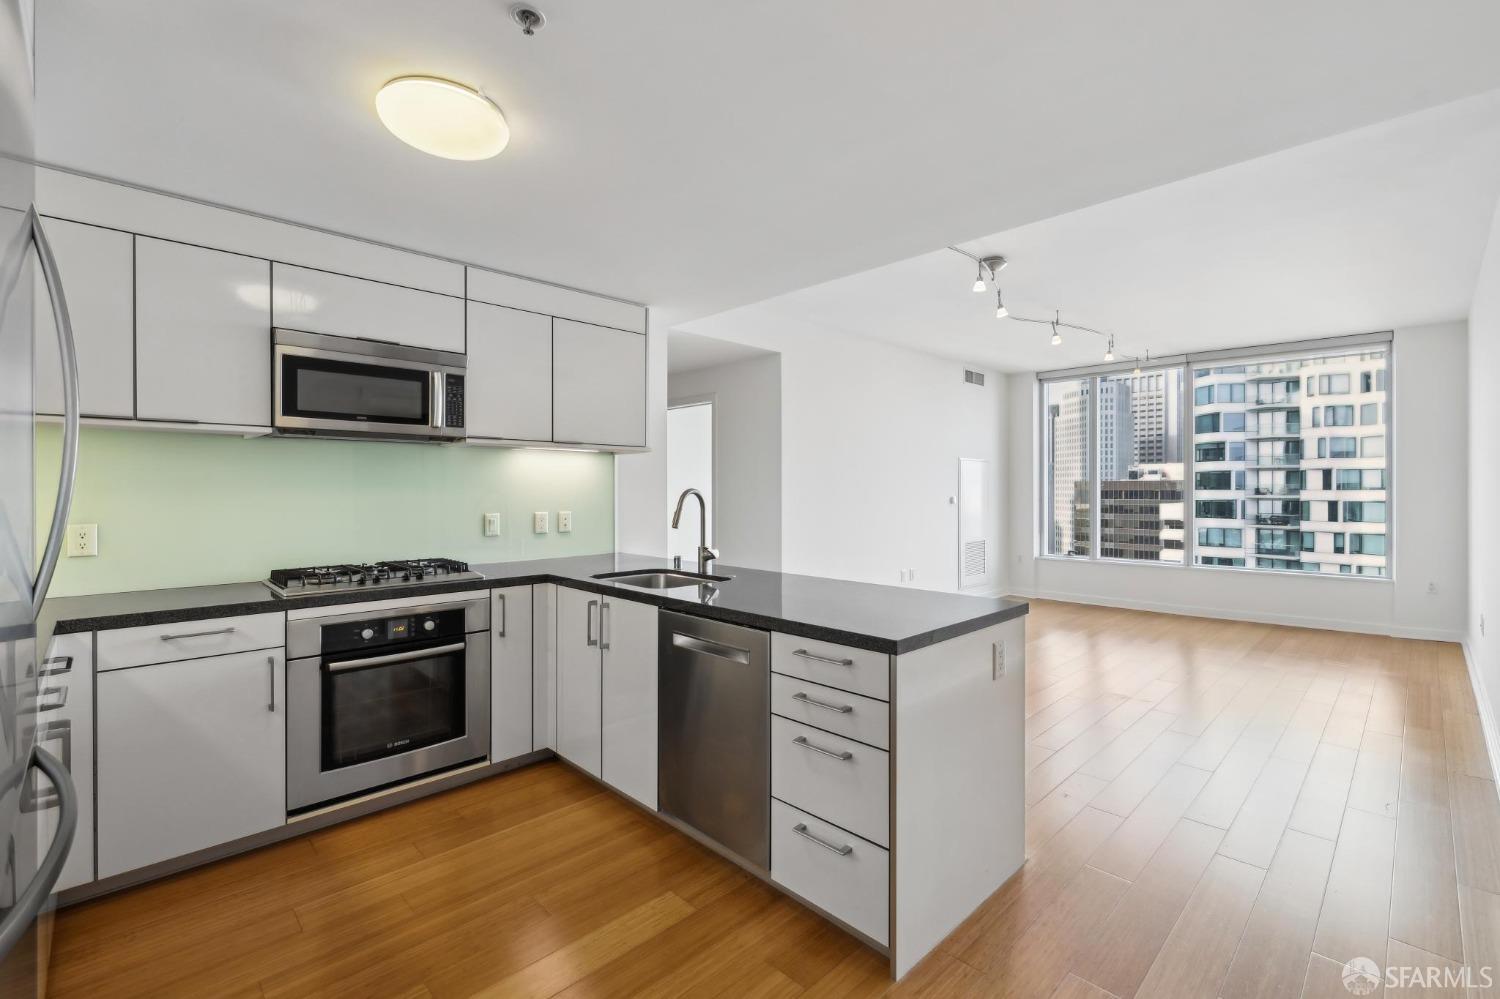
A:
272,329,465,442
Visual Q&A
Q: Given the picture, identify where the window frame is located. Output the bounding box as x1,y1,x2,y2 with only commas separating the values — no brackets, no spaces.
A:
1034,331,1393,582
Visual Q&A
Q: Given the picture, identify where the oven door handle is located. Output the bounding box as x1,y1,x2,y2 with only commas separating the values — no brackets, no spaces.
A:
324,641,467,673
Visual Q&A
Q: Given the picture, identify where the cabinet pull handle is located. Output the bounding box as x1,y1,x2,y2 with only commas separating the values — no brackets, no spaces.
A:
268,655,276,712
601,602,611,651
587,600,598,647
160,626,236,642
792,735,853,761
792,649,854,667
38,655,73,677
792,691,854,714
792,823,853,857
496,593,507,638
29,686,67,713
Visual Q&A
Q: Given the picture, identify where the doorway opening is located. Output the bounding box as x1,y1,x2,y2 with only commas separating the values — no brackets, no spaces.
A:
666,400,714,564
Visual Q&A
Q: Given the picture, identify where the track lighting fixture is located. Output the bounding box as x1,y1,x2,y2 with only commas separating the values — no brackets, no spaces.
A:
972,264,986,293
1050,325,1063,347
1104,338,1115,362
995,288,1008,320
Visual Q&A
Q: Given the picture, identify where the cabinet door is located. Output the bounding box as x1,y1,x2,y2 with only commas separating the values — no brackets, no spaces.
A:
34,218,134,418
35,633,94,892
555,587,602,777
552,319,646,447
135,237,271,426
272,263,464,353
466,302,553,441
97,649,285,878
491,584,534,763
601,597,659,809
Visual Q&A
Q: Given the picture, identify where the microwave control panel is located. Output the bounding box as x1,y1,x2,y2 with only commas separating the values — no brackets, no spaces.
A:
444,375,465,429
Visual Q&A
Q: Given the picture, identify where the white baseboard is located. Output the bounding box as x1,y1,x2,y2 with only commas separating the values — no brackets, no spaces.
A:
1462,639,1500,796
1009,586,1466,643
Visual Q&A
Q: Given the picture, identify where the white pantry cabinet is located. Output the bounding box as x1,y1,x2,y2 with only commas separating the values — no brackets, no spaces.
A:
271,263,464,353
34,217,134,418
554,587,659,807
552,319,647,448
97,648,286,878
491,585,534,763
135,237,271,427
466,302,553,442
600,596,659,810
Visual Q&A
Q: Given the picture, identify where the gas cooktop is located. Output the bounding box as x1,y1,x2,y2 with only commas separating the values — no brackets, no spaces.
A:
264,558,482,597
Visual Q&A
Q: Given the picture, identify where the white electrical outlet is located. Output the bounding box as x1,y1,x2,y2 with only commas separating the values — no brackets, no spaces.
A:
66,523,98,557
557,510,573,533
1428,582,1439,595
483,513,502,538
533,511,549,534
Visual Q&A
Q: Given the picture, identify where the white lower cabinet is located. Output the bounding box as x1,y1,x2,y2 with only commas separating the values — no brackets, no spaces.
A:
35,633,94,892
771,798,889,946
554,587,658,807
491,585,534,763
600,597,659,810
555,587,603,777
97,648,286,878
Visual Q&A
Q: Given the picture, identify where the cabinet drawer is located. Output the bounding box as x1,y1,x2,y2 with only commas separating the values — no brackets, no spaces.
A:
771,799,888,945
771,715,889,847
771,633,888,701
771,674,888,750
98,613,285,672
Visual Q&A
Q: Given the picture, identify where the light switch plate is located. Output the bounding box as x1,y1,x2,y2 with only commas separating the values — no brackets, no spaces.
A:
533,511,549,534
66,523,98,557
483,513,501,538
558,510,573,533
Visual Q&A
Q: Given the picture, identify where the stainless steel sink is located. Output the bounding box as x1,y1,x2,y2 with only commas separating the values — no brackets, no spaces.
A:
592,569,731,589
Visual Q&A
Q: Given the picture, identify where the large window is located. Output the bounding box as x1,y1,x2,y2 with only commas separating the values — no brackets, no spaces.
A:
1038,338,1391,578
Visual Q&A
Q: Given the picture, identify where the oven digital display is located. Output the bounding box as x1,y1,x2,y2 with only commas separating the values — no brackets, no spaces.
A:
386,618,412,640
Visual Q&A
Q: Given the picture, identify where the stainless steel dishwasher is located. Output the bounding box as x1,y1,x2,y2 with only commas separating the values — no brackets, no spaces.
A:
658,610,771,870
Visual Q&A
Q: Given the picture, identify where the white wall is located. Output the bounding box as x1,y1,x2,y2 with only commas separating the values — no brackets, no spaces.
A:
678,311,1006,591
1007,321,1469,640
615,321,669,557
665,402,715,564
1469,201,1500,739
669,354,783,571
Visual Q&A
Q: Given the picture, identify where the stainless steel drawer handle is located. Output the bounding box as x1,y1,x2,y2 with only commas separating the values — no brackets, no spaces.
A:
792,735,853,761
792,691,854,714
792,823,853,857
325,642,466,672
160,626,237,642
671,632,751,664
38,655,73,677
792,649,854,667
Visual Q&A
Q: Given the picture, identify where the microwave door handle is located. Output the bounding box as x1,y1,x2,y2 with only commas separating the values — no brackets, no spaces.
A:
431,371,443,430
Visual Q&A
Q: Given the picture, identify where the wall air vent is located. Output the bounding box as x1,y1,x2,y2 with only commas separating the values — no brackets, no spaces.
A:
964,369,985,386
962,539,987,578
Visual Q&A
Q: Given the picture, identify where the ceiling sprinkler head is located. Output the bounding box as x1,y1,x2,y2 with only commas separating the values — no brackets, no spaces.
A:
511,3,545,35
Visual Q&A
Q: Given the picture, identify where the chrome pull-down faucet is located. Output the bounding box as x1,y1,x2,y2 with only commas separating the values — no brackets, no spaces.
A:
670,488,718,575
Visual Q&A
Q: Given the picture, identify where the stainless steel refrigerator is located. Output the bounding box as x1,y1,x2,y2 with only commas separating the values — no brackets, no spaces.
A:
0,0,82,994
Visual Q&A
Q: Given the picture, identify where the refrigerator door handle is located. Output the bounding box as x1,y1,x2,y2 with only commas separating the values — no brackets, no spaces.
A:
0,747,78,961
29,209,81,618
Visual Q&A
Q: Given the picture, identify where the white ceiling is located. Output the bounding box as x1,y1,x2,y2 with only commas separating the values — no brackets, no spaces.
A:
702,92,1500,372
667,330,775,376
36,1,1500,329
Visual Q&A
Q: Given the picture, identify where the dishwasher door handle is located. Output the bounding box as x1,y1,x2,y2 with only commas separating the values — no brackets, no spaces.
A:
670,632,751,664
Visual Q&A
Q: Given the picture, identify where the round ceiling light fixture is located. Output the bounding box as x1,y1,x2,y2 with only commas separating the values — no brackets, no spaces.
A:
375,76,509,160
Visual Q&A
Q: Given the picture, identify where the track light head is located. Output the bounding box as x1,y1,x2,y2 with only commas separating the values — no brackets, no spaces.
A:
1050,327,1063,346
1104,343,1115,363
995,288,1008,319
971,262,985,292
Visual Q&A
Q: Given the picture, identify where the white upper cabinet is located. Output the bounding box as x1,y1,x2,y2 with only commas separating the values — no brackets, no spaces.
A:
466,302,552,442
271,264,464,353
135,237,271,427
466,267,645,334
553,319,647,448
34,217,133,418
600,596,659,810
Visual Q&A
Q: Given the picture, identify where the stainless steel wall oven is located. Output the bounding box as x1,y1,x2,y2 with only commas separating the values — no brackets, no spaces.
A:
287,593,490,812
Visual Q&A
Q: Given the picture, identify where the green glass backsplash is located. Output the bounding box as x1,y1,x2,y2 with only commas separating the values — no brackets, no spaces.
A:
35,426,615,597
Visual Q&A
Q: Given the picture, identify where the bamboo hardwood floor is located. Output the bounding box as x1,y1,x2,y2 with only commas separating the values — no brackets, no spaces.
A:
48,600,1500,998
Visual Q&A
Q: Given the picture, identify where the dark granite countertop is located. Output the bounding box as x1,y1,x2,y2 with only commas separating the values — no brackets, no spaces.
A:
42,553,1027,655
